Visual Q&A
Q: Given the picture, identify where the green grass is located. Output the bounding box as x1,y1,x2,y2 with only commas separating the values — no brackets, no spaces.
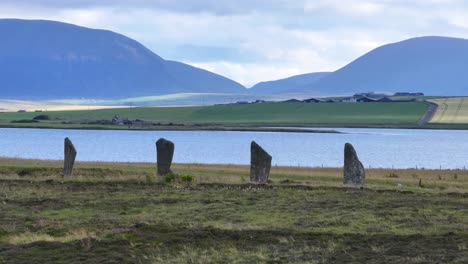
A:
0,159,466,263
0,102,428,127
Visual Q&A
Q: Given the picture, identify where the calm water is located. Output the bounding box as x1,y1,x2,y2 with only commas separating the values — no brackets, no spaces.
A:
0,127,467,169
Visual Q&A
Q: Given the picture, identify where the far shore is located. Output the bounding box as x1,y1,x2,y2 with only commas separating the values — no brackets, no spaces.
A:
0,123,341,133
2,99,468,130
2,121,468,132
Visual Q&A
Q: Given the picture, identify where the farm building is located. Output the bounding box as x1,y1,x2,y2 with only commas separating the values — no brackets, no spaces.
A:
356,97,377,102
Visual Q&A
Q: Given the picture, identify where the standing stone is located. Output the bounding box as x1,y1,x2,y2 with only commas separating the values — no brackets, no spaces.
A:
250,141,272,183
343,143,365,186
63,137,77,176
156,138,174,176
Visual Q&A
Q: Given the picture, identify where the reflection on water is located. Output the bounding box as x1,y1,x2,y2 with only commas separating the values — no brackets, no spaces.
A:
0,127,467,169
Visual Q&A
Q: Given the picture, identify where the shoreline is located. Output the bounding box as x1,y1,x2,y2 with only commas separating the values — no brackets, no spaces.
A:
2,122,468,131
1,158,466,195
1,157,466,171
0,123,341,133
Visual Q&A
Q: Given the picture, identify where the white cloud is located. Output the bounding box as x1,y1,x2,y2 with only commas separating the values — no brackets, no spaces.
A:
190,61,311,87
304,0,384,16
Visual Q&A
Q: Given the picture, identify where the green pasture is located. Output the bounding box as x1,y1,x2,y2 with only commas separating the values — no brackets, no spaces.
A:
0,102,428,126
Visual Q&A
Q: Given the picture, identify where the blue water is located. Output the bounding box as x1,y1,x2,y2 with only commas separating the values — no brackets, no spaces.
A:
0,128,467,169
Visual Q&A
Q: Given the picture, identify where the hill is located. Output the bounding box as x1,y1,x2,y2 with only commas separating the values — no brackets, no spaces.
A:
0,19,246,99
249,72,331,94
308,36,468,96
253,36,468,96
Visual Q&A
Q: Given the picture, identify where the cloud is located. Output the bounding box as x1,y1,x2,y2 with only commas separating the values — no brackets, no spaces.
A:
304,0,384,16
1,0,468,86
189,61,311,88
172,45,259,63
0,0,297,15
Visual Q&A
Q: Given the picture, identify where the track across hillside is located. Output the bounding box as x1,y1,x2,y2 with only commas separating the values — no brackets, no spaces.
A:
418,102,438,125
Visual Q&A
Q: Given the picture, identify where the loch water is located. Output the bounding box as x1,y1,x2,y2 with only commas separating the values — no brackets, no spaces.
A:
0,127,467,169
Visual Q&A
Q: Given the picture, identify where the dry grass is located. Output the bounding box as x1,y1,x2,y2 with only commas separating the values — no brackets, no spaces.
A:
0,99,125,112
0,158,466,193
7,229,96,245
430,97,468,123
0,157,466,263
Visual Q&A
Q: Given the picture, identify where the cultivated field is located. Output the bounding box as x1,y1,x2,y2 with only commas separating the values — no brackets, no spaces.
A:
0,158,466,263
0,102,428,128
430,97,468,124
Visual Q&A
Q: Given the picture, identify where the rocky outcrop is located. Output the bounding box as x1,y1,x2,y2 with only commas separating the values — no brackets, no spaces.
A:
156,138,174,176
64,137,77,176
343,143,365,186
250,141,272,183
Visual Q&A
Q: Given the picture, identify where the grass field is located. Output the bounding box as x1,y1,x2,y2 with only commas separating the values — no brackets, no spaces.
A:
0,158,466,263
0,99,125,112
0,102,428,128
430,97,468,124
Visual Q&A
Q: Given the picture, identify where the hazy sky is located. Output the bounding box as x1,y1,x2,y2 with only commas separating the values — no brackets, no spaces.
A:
1,0,468,86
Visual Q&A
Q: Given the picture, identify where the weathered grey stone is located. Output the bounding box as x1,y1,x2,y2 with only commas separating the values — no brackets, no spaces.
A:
63,137,77,176
156,138,174,176
343,143,365,186
250,141,272,183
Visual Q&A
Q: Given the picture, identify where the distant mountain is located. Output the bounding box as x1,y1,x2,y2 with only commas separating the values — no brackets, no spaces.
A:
308,36,468,96
249,72,331,94
251,36,468,96
0,19,245,99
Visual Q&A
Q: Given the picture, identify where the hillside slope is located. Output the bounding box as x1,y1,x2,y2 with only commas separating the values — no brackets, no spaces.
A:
0,19,245,99
249,72,331,94
309,36,468,96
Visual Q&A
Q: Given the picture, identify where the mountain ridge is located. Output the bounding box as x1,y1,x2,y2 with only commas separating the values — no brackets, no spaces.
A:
0,19,246,99
308,36,468,96
249,72,331,94
250,36,468,96
2,19,468,99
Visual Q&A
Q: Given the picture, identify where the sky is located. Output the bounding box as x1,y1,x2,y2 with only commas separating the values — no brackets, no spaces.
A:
1,0,468,87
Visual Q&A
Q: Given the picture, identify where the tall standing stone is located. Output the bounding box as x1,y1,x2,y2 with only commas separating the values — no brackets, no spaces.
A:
64,137,77,176
250,141,272,183
343,143,365,186
156,138,174,176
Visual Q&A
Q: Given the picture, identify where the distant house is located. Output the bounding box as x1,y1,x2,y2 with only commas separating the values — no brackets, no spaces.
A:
350,96,393,103
303,98,322,103
356,97,377,103
112,115,130,125
354,92,387,99
394,92,424,96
